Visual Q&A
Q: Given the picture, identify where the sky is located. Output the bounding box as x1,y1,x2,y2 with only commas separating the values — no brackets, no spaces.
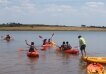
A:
0,0,106,26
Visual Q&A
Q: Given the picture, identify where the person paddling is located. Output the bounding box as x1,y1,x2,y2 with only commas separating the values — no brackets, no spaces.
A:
66,41,72,50
60,41,67,51
43,39,48,45
47,39,52,44
25,40,37,52
78,35,86,56
4,34,11,41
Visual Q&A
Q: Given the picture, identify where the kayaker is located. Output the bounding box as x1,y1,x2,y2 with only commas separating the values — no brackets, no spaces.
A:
4,34,11,40
25,40,37,52
43,39,48,45
48,39,52,44
78,35,86,56
60,41,67,51
66,41,72,50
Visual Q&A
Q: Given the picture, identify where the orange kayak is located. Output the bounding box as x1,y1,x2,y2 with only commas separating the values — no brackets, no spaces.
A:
87,63,104,74
27,51,39,57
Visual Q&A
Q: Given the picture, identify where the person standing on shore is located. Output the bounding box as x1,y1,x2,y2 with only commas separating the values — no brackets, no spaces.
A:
78,35,86,56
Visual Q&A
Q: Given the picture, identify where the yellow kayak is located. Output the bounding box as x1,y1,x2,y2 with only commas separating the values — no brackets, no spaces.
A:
87,63,104,74
82,56,106,64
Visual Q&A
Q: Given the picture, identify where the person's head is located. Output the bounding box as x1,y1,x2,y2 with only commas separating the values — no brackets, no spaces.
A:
78,35,82,38
48,39,50,42
66,41,69,44
31,42,34,45
43,39,47,42
7,34,9,36
62,41,65,44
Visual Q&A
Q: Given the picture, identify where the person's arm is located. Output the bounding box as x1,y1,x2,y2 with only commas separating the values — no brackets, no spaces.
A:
25,40,30,46
69,44,72,49
33,45,38,50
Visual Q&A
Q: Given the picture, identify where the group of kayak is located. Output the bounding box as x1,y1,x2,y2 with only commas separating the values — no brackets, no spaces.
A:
81,56,106,74
25,38,57,58
25,38,106,74
3,34,106,74
25,37,80,58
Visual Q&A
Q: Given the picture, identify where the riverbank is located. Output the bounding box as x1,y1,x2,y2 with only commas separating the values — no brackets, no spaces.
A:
0,26,106,31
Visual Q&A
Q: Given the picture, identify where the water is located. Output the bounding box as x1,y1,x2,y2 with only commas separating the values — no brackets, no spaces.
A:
0,31,106,74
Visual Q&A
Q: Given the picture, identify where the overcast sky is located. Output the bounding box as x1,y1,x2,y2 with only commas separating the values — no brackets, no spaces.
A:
0,0,106,26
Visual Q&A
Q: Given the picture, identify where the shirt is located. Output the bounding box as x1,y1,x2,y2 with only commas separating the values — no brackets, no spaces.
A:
79,37,86,46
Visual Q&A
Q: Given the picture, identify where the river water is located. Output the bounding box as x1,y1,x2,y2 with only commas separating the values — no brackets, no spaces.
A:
0,31,106,74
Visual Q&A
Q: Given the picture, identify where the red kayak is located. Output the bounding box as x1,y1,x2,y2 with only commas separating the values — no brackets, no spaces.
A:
27,51,39,57
56,48,79,54
87,63,104,74
65,49,79,54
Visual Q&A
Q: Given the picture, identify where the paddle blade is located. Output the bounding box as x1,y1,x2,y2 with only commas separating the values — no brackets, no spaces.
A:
39,35,43,39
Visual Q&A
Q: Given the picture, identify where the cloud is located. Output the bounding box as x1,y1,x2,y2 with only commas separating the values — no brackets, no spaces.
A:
0,0,106,25
0,0,9,7
80,1,106,17
85,2,104,8
0,0,39,15
42,4,77,17
0,0,8,4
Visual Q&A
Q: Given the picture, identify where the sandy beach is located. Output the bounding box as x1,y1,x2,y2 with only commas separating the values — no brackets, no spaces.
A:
0,26,106,31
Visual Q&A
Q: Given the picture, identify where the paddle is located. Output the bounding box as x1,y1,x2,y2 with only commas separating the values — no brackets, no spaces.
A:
50,33,54,40
39,35,43,39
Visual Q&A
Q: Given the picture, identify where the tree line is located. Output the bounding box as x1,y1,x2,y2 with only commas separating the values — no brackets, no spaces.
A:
0,22,105,28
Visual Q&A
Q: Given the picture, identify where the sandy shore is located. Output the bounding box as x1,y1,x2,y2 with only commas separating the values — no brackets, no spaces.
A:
0,26,106,31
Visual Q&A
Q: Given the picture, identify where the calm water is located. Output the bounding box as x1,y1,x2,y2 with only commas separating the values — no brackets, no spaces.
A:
0,31,106,74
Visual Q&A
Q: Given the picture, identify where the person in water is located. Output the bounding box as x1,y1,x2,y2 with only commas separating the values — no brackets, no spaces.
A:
66,41,72,50
60,41,67,51
43,39,48,45
78,35,86,56
4,34,11,40
48,39,52,44
25,40,37,52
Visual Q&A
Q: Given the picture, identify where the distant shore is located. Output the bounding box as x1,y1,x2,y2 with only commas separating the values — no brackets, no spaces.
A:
0,26,106,31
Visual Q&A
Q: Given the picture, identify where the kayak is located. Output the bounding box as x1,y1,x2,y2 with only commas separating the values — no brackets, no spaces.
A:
27,51,39,57
87,63,104,74
4,38,11,42
42,41,56,47
82,56,106,64
65,49,79,54
42,44,52,47
56,48,79,54
41,45,50,51
41,42,56,51
51,41,56,47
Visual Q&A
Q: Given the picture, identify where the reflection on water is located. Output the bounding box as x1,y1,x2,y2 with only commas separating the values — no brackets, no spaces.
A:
78,58,87,74
0,31,106,74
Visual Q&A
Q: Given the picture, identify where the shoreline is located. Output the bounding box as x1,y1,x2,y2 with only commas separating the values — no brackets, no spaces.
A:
0,26,106,31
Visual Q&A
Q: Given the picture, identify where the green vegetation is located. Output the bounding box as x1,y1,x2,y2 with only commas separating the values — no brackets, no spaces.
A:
0,22,105,28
